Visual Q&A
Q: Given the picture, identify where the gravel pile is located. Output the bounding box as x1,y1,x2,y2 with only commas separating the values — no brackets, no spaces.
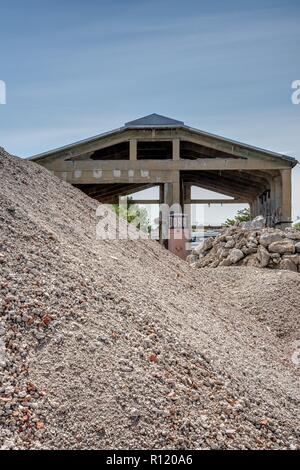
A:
0,148,299,450
188,226,300,272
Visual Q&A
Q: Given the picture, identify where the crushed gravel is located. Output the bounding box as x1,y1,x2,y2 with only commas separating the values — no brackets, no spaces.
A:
0,148,299,450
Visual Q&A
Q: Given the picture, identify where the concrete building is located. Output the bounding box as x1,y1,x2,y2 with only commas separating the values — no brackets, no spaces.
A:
30,113,297,250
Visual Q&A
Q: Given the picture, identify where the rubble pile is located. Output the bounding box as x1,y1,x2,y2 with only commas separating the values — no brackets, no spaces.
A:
188,226,300,272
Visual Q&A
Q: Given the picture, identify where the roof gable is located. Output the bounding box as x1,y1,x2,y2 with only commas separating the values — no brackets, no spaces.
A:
28,114,297,167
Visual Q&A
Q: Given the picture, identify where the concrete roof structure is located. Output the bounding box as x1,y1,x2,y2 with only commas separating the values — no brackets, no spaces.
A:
30,114,297,165
30,114,297,244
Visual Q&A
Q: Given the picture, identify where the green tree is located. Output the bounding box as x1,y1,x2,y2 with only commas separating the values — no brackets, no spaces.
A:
225,207,251,227
293,221,300,230
112,197,151,234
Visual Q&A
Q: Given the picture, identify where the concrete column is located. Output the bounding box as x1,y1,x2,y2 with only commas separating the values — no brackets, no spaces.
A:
163,174,186,259
250,201,255,219
280,169,292,223
270,179,276,221
163,176,181,206
183,183,192,251
252,197,258,218
129,139,137,160
255,196,261,218
266,191,271,224
160,183,173,248
163,182,173,206
172,171,181,205
159,184,164,245
273,174,282,223
172,139,180,160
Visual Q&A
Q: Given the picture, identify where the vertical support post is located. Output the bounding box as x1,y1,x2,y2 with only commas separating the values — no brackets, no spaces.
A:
172,170,181,205
163,182,173,207
166,172,187,260
183,183,192,250
275,175,282,221
253,197,260,219
280,169,292,224
159,184,164,245
172,138,180,160
129,139,137,160
250,201,255,219
270,178,276,223
163,173,181,206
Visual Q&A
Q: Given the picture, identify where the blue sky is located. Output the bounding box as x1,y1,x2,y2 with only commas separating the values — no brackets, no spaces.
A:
0,0,299,223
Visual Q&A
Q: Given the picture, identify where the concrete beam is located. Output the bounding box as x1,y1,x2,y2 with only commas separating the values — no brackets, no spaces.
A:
190,199,248,204
130,199,160,204
201,171,267,193
187,181,249,200
45,160,292,190
46,157,291,173
184,175,259,199
55,169,175,185
82,183,154,199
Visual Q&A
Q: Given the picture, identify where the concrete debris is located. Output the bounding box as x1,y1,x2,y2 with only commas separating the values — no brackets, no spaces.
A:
189,226,300,272
242,215,266,230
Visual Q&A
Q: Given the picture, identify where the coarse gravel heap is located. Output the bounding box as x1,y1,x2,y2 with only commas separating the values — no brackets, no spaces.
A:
0,148,299,450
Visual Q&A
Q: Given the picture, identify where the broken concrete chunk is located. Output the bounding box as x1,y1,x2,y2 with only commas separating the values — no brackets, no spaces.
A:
294,242,300,253
228,248,244,264
259,231,284,247
257,245,271,268
193,237,214,255
279,258,298,272
268,240,295,254
242,215,266,230
282,254,299,265
190,225,300,271
285,230,300,240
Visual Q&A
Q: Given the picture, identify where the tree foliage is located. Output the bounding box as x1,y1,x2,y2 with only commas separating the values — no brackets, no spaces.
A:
112,197,151,234
293,221,300,230
225,207,251,227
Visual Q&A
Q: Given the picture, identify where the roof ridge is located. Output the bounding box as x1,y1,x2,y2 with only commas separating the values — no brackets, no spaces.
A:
125,113,184,127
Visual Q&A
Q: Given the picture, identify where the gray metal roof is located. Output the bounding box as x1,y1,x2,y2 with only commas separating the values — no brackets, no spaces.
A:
125,113,184,127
